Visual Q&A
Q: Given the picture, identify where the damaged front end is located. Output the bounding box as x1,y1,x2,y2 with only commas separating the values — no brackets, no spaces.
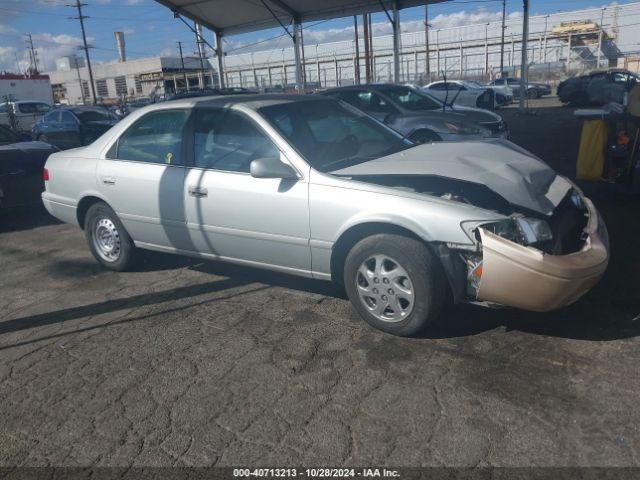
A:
458,188,609,311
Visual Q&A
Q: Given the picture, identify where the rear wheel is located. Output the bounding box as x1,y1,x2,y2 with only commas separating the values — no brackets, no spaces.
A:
344,234,446,336
527,88,539,99
84,202,137,271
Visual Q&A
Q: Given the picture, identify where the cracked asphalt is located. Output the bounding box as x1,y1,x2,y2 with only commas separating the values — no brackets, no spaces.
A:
0,97,639,467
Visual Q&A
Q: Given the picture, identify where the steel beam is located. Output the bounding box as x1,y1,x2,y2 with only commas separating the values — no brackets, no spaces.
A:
215,30,225,89
392,1,400,83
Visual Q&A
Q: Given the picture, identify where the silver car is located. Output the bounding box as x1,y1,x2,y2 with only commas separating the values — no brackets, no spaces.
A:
42,95,609,336
323,84,507,142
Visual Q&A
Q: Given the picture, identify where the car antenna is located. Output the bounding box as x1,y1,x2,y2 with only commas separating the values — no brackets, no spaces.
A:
449,83,463,107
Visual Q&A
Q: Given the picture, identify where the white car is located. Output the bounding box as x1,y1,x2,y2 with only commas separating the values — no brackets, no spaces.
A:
41,94,609,336
0,101,52,132
422,80,497,110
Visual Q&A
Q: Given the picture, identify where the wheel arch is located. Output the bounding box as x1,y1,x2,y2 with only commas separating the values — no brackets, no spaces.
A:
76,194,110,229
330,221,430,286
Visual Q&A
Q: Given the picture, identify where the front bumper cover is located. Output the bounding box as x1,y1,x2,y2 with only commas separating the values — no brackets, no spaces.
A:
475,197,609,312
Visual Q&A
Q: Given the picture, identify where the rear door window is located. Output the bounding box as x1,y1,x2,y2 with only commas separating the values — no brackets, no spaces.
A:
111,109,189,165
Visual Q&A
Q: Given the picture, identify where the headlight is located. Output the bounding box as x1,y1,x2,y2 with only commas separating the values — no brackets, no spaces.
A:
477,217,553,246
443,122,481,135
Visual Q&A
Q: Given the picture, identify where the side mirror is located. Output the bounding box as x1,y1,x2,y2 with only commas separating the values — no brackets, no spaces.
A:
250,157,298,179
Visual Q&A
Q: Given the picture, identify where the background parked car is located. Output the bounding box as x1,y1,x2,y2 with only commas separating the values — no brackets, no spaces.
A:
0,101,52,132
323,85,507,143
489,77,551,99
32,106,119,150
0,124,57,210
422,80,497,109
471,80,514,105
557,69,639,106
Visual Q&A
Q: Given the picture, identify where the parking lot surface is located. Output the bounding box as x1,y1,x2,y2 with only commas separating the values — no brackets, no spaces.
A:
1,97,639,467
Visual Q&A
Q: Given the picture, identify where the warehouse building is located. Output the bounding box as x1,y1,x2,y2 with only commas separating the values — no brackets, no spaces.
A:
47,55,216,105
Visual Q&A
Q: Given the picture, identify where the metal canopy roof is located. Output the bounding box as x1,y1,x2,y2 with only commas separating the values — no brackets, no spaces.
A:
155,0,444,36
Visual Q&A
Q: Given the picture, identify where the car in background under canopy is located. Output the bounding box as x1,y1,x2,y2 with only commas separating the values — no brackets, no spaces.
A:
322,84,507,143
32,106,119,150
0,124,57,210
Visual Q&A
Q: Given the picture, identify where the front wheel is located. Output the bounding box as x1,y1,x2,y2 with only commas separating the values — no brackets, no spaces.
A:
84,202,137,271
343,234,446,336
527,88,539,99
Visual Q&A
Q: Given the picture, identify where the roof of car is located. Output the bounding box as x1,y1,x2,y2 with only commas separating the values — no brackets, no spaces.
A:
323,84,409,93
157,93,331,110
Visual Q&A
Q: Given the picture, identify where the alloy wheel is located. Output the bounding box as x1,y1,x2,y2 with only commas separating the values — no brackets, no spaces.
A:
355,254,415,322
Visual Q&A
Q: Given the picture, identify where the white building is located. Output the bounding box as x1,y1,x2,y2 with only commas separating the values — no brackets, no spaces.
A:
0,74,53,104
47,56,216,105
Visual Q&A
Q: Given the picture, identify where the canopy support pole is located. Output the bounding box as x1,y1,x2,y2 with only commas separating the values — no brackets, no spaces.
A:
392,1,400,84
215,30,225,89
293,18,304,92
519,0,529,111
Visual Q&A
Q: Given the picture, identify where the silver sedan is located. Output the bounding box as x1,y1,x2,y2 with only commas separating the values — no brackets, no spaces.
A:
42,95,608,336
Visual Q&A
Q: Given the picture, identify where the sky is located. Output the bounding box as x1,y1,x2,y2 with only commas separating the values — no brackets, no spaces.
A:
0,0,636,73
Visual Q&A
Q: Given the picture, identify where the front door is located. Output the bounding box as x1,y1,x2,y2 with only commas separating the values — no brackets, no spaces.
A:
97,108,193,251
183,108,311,273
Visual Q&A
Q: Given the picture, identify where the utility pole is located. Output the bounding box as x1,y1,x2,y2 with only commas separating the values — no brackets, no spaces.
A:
69,0,96,104
26,34,39,74
499,0,506,78
177,41,189,92
74,56,86,104
424,4,430,81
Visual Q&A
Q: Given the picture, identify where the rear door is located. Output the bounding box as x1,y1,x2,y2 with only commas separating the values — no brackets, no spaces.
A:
97,108,193,251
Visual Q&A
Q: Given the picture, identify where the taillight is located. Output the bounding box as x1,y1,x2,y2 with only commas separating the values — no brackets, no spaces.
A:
43,168,49,181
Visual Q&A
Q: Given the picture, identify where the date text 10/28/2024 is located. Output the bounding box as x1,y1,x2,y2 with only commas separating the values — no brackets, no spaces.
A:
233,468,400,478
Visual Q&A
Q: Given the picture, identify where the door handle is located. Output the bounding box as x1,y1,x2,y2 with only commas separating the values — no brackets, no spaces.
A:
101,177,116,185
188,186,208,197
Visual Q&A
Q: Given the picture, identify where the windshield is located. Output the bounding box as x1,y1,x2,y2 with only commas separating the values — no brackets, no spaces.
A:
381,86,442,111
259,99,413,172
73,109,116,123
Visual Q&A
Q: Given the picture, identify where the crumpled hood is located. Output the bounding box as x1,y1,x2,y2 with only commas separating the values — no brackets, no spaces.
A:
332,139,572,215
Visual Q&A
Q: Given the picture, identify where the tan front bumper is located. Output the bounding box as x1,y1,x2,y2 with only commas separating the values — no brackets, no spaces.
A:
476,197,609,312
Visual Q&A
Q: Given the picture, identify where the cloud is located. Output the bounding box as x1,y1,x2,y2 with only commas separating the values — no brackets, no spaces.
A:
0,24,17,35
124,0,144,4
29,33,88,72
121,27,136,35
226,7,523,54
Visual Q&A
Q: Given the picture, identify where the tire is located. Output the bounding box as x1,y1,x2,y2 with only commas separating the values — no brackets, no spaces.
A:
409,129,441,144
527,88,539,99
84,202,137,271
569,91,589,107
343,234,446,336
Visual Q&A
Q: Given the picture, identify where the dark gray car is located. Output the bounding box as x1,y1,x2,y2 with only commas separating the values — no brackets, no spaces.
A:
322,84,507,143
